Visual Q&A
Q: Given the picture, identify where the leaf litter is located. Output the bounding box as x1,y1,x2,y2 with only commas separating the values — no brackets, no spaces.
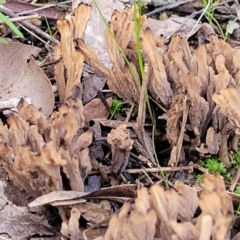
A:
1,0,240,239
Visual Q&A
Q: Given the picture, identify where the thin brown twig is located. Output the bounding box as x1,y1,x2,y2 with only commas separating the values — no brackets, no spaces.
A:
145,0,193,17
175,96,190,166
0,14,40,23
125,105,134,122
89,165,193,175
149,95,167,113
16,0,71,16
189,161,208,174
229,167,240,192
168,95,190,166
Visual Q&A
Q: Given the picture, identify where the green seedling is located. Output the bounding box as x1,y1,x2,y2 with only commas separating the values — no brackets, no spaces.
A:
225,173,233,183
195,174,203,184
201,0,231,40
132,106,138,118
232,149,240,168
0,0,24,44
234,186,240,195
233,202,240,225
200,157,226,174
110,98,127,120
44,16,54,44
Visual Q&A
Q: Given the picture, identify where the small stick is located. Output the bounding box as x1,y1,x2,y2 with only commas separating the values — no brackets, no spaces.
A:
0,14,40,23
146,0,193,17
175,95,190,166
229,167,240,192
189,162,208,174
125,104,134,122
16,0,71,16
89,165,193,175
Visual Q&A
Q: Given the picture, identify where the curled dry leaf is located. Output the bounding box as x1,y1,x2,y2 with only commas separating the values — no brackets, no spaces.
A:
107,124,134,173
0,41,54,116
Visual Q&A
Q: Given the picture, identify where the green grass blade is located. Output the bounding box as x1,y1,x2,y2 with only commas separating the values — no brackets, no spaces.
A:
0,12,23,38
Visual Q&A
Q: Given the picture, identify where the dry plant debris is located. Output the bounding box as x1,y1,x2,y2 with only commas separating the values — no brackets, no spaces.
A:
75,6,240,168
95,174,233,240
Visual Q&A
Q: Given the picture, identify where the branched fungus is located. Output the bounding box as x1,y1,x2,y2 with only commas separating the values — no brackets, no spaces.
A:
107,124,134,173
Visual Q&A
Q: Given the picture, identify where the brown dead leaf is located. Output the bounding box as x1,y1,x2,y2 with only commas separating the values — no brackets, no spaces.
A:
83,97,112,123
82,74,106,104
0,204,55,239
0,41,54,116
4,1,65,19
146,15,201,39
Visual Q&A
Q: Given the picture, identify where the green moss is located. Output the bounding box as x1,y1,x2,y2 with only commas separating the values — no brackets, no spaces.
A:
200,157,226,174
234,186,240,195
195,174,203,184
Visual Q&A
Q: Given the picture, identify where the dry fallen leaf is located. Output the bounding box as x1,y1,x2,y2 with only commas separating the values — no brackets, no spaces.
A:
83,97,112,123
0,41,54,116
0,205,54,239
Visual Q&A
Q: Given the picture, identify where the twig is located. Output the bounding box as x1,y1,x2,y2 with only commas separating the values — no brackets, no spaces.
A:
189,161,208,174
39,58,61,68
141,168,154,184
16,0,71,16
97,90,112,114
136,68,156,165
0,5,59,44
20,24,47,44
125,105,134,122
89,165,193,175
187,0,211,39
229,167,240,192
146,0,193,17
149,95,167,113
168,95,190,166
175,95,190,166
0,14,40,23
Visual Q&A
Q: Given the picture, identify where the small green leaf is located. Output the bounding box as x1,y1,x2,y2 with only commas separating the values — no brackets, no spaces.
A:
0,12,24,38
234,186,240,195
